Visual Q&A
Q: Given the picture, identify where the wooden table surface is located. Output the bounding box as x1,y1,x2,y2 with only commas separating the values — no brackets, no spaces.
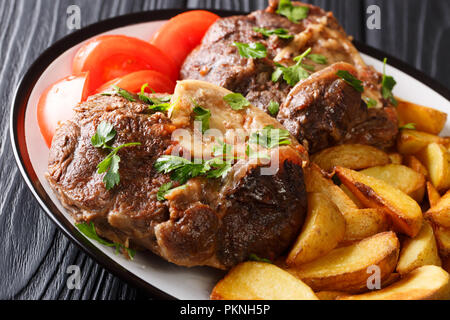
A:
1,0,449,300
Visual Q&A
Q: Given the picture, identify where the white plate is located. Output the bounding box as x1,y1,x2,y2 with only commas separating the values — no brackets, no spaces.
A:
11,12,450,300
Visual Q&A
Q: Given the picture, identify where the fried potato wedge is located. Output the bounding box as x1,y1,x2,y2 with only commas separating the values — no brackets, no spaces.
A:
338,265,450,300
340,185,364,208
311,144,390,172
335,166,423,237
361,164,426,203
417,143,450,191
396,221,441,274
427,182,441,208
304,164,358,215
434,226,450,257
315,291,346,300
397,99,448,135
404,155,429,178
426,190,450,227
286,193,346,266
211,262,318,300
285,232,399,293
342,208,389,242
388,153,403,165
397,130,449,155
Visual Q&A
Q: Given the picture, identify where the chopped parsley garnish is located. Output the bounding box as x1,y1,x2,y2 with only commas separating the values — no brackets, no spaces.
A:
223,93,250,110
381,58,398,106
91,121,116,148
336,70,364,93
272,48,313,86
154,155,232,184
76,222,135,259
249,125,291,149
157,182,173,201
112,85,135,102
268,100,280,116
192,99,211,133
253,27,294,40
248,253,272,264
232,42,267,59
307,53,328,65
276,0,309,23
365,97,377,108
138,83,172,112
213,141,233,158
399,123,416,130
91,121,141,190
246,145,270,160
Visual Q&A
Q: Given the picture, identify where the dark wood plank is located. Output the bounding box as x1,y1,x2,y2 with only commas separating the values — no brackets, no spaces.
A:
0,0,448,300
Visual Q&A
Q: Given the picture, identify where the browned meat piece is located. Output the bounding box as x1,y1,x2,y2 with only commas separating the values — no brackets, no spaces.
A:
181,1,398,153
278,62,398,153
47,80,308,269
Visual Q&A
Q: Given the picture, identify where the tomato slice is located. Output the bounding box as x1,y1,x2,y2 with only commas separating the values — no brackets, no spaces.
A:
73,35,178,95
150,10,220,68
37,72,90,147
96,70,175,94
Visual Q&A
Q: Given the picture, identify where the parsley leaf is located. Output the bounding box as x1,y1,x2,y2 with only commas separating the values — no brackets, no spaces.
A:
112,85,135,102
91,121,116,149
192,100,211,133
382,58,398,106
213,141,233,158
249,125,291,149
96,142,141,190
399,123,416,130
157,182,173,201
76,222,135,259
365,97,378,108
154,155,232,184
138,83,172,112
308,53,328,64
253,27,293,39
246,145,270,160
268,100,280,116
248,253,272,264
232,42,267,59
91,121,141,190
223,93,250,110
272,48,312,86
204,158,233,179
336,70,364,93
276,0,309,23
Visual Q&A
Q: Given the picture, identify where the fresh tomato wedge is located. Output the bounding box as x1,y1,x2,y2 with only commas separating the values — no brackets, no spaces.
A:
37,72,90,147
73,35,178,95
150,10,219,68
96,70,175,94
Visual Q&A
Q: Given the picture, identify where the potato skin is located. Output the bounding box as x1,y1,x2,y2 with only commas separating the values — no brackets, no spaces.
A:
210,262,318,300
342,208,389,242
311,144,390,172
396,99,447,135
286,193,346,266
286,232,400,293
396,221,441,274
339,265,450,300
335,166,423,237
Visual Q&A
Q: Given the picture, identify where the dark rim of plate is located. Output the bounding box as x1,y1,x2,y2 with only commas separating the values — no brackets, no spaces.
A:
9,9,450,300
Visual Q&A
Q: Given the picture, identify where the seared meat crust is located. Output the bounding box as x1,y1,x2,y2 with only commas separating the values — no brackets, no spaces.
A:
181,2,398,153
47,84,308,269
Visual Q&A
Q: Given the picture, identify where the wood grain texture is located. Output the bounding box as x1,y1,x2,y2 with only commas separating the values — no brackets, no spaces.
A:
0,0,448,300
